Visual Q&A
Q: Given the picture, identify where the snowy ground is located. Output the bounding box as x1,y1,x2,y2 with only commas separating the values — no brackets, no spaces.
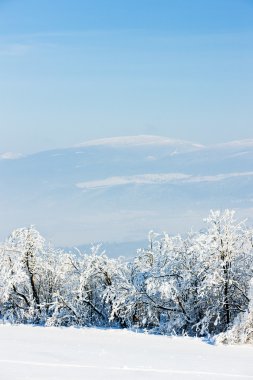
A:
0,325,252,380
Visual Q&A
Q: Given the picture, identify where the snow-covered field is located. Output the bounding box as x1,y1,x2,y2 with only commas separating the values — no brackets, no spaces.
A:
0,326,252,380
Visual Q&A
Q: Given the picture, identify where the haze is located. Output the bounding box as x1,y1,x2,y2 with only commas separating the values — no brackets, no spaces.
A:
0,0,253,155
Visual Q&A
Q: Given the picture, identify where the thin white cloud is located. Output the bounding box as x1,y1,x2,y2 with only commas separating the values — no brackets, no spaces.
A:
189,172,253,183
0,152,24,160
76,173,190,189
215,140,253,148
76,171,253,190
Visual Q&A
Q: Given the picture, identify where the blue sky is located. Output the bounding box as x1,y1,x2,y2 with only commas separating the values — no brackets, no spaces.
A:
0,0,253,154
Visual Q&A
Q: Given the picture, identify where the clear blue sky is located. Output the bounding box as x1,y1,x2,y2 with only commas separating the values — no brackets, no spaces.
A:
0,0,253,154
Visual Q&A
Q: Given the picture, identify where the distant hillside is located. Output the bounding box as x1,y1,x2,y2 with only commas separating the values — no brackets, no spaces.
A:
1,135,253,251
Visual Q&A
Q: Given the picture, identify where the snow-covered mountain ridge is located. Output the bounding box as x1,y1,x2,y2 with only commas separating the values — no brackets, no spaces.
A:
75,135,205,149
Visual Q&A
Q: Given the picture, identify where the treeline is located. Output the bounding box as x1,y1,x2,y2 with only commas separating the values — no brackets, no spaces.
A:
0,210,253,343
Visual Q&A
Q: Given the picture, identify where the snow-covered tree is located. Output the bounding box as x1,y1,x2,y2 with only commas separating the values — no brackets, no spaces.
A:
0,209,252,340
47,246,125,327
216,278,253,344
0,226,65,324
193,210,253,334
105,231,200,334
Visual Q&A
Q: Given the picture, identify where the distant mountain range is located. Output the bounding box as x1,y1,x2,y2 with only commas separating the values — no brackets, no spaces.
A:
1,135,253,255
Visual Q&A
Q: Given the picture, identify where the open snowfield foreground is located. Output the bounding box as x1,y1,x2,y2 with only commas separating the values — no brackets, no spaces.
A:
0,326,252,380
